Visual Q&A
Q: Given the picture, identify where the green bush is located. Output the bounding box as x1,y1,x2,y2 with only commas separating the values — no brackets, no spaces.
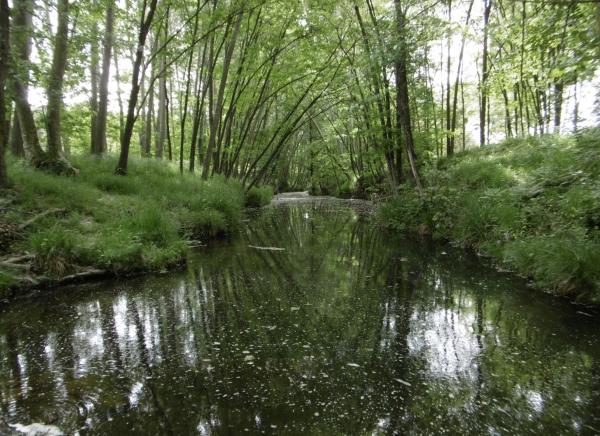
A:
245,185,274,208
3,155,246,291
378,131,600,304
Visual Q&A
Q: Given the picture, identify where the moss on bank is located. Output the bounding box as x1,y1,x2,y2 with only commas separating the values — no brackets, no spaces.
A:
378,129,600,305
0,156,272,300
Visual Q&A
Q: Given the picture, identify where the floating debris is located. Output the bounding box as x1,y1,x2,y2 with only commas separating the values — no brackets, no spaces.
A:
248,245,286,251
394,378,411,386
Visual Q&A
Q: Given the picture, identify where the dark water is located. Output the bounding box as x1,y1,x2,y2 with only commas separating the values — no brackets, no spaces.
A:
1,200,600,435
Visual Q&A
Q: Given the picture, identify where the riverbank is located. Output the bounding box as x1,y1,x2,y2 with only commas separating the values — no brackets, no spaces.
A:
378,129,600,305
0,156,272,302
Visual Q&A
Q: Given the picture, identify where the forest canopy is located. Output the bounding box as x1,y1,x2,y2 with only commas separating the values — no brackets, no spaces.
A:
0,0,597,194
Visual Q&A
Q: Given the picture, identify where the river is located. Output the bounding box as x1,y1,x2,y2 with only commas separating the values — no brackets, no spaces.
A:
1,198,599,434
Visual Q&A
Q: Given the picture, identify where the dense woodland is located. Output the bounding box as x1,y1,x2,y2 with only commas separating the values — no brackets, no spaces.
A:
0,0,599,301
0,0,597,192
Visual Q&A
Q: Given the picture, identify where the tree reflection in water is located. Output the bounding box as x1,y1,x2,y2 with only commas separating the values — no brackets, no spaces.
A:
1,201,599,434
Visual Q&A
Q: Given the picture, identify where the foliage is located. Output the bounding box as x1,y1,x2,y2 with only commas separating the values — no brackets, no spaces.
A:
378,129,600,304
2,156,245,287
244,186,274,208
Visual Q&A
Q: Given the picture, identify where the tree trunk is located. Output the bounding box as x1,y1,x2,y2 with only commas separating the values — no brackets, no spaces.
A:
140,36,157,157
572,79,578,132
179,0,201,173
446,0,452,155
394,0,422,191
155,21,168,159
553,81,563,133
115,0,159,175
502,88,512,138
189,40,208,172
479,0,491,146
0,0,9,186
93,0,115,155
113,47,124,143
449,0,474,155
45,0,69,160
203,10,243,179
8,0,32,158
90,20,99,154
461,80,466,150
10,0,45,164
9,112,25,157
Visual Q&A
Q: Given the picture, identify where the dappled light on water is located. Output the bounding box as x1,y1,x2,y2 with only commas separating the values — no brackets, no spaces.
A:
1,201,599,434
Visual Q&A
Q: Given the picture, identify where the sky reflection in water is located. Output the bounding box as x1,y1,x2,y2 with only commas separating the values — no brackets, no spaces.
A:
1,201,599,434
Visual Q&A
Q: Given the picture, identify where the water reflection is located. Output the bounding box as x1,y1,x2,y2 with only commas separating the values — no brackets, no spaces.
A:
1,201,599,434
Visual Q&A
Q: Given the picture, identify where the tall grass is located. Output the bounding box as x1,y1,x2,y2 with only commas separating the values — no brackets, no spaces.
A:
378,128,600,304
2,156,246,283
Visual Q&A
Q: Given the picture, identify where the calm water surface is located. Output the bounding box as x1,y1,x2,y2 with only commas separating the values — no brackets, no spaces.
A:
1,200,600,435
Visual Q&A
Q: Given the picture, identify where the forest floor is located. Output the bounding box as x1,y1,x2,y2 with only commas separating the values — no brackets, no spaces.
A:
0,156,272,302
379,128,600,305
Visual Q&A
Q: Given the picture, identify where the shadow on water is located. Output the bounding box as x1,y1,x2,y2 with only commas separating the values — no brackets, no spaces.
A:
1,200,600,434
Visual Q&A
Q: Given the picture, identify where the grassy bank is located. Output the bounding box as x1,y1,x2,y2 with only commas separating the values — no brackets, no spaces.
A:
379,129,600,305
0,156,272,300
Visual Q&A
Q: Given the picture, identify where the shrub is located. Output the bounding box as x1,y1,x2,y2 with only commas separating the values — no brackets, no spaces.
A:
378,131,600,303
3,154,246,292
245,185,274,208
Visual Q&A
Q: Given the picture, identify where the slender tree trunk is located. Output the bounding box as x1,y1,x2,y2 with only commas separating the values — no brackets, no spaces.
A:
180,0,201,173
155,26,167,159
93,0,115,155
394,0,422,191
0,0,9,186
115,0,159,175
165,79,173,161
461,80,466,150
203,10,243,179
553,81,563,133
572,79,579,132
449,0,474,155
502,88,512,138
189,40,208,172
480,0,491,146
113,48,124,143
446,0,452,155
141,36,157,157
90,20,99,154
45,0,69,161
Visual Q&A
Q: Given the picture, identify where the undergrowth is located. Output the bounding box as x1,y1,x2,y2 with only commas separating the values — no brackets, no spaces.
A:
378,128,600,304
1,156,253,297
245,186,274,208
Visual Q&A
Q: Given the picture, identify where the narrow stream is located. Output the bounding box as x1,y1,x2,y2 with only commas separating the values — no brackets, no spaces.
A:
1,199,599,434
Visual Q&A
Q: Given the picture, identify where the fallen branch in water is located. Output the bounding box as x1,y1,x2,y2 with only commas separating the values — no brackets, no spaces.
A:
61,268,107,282
248,245,285,251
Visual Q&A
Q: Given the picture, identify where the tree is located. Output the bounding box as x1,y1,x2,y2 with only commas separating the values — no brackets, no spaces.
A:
0,0,9,186
92,0,115,155
10,0,46,165
394,0,422,190
479,0,491,146
7,0,33,158
115,0,159,175
45,0,70,163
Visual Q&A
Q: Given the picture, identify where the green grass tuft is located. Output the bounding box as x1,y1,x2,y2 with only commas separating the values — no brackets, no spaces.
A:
378,129,600,304
2,155,245,287
245,185,274,208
